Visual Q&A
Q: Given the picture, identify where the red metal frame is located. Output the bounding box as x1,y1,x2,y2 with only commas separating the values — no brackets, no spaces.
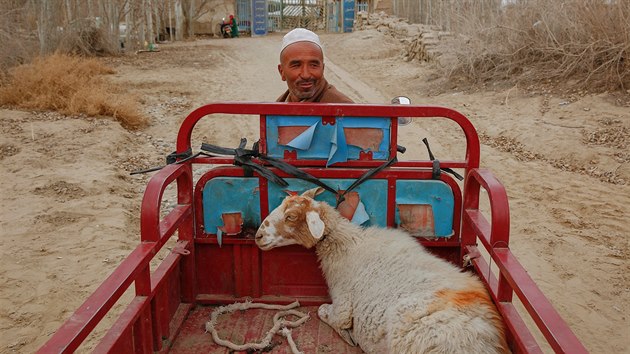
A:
37,164,194,354
37,103,586,354
178,102,479,170
462,169,587,353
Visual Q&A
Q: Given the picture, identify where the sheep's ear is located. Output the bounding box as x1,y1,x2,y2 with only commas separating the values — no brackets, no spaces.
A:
302,187,324,199
306,210,325,240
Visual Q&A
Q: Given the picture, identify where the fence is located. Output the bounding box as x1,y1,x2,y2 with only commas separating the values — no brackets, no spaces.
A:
238,0,347,33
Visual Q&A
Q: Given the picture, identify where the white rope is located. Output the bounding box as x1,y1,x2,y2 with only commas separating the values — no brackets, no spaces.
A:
281,327,303,354
205,300,310,353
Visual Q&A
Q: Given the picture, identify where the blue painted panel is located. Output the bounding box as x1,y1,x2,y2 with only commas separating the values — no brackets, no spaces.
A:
267,178,388,227
266,116,391,161
343,0,355,32
251,0,267,36
203,177,261,234
395,180,454,237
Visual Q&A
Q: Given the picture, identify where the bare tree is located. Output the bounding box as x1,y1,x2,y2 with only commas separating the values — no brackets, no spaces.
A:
175,0,184,40
37,0,56,54
144,0,154,45
2,0,215,63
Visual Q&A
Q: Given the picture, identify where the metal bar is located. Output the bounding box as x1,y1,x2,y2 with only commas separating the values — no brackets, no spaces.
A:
467,245,541,354
497,303,544,354
151,287,167,351
141,163,192,242
158,205,192,245
176,103,480,171
492,249,588,353
150,241,189,294
92,296,150,354
464,209,492,249
39,160,195,353
191,156,470,169
149,239,190,351
133,304,153,353
36,243,155,354
462,168,512,301
154,303,194,354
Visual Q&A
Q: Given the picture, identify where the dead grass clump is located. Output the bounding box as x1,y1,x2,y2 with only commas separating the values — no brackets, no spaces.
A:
449,0,630,92
0,54,147,130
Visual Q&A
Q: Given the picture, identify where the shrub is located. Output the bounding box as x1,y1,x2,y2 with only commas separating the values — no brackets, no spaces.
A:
449,0,630,91
0,54,148,130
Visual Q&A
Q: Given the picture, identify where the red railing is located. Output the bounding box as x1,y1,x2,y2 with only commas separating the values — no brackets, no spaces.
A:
462,168,588,354
174,102,481,172
37,163,194,354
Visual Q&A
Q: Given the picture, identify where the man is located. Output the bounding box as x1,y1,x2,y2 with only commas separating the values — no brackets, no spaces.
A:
277,28,353,103
229,15,239,38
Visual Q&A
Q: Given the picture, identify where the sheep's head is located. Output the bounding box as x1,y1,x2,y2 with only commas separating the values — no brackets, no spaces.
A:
255,187,326,250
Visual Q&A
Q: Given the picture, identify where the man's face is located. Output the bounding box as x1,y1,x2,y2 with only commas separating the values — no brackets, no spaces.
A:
278,41,325,101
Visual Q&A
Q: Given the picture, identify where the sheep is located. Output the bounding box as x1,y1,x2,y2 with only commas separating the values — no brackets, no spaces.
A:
255,187,509,354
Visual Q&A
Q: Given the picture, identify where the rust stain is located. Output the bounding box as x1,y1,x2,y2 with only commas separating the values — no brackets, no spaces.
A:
398,204,435,237
336,191,360,221
221,212,243,235
344,128,383,150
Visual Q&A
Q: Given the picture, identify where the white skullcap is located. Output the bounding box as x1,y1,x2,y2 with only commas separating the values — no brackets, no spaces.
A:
280,28,323,55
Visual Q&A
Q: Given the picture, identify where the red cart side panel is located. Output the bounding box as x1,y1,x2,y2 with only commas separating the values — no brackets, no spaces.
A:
261,246,328,298
196,244,236,296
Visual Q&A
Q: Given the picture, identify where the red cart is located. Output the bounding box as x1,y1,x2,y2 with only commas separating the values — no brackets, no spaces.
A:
38,103,587,353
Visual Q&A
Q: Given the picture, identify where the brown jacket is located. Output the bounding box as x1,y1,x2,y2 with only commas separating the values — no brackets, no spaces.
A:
276,79,354,103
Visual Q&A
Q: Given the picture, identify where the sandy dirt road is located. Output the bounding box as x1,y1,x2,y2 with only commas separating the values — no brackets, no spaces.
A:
1,30,628,353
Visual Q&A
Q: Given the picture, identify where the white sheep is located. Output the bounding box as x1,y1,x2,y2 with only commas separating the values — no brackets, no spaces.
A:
255,188,509,354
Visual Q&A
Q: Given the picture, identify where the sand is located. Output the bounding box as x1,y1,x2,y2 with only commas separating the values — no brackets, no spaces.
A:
0,29,628,353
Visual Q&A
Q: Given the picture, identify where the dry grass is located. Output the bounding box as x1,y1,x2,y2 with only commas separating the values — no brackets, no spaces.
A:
449,0,630,92
0,54,148,130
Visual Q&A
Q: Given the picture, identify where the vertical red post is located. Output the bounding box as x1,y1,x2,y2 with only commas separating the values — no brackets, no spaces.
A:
177,163,196,303
461,170,481,261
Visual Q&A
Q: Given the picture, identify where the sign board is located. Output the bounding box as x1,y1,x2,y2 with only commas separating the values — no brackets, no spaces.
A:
252,0,267,36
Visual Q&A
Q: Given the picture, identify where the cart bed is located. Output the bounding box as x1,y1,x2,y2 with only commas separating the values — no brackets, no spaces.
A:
169,306,362,353
37,103,587,354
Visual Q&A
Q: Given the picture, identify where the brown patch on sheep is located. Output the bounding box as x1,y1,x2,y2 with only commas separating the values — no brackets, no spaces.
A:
435,288,493,308
431,288,509,353
272,196,321,249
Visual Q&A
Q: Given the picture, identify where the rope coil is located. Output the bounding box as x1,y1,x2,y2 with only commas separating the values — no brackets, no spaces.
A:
205,300,310,353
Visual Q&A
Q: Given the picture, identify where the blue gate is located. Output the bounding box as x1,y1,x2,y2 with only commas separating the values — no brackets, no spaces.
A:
268,0,282,32
237,0,348,34
327,1,341,32
236,0,252,34
342,0,355,32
